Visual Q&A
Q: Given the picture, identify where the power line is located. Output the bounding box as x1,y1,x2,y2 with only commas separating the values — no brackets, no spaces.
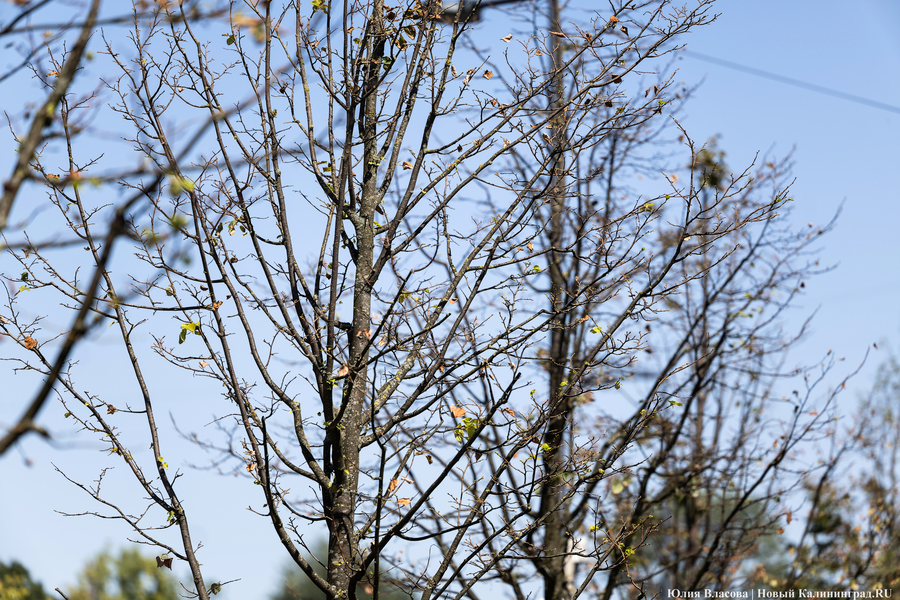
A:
682,49,900,116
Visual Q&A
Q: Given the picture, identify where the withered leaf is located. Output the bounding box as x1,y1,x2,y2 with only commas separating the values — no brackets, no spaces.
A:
337,364,349,377
106,405,117,415
620,25,629,35
483,70,493,80
211,301,223,311
156,556,173,570
199,360,209,369
450,406,466,418
501,34,513,43
23,336,37,350
397,498,411,507
388,479,399,494
425,454,433,464
605,99,614,107
402,161,413,170
549,31,567,38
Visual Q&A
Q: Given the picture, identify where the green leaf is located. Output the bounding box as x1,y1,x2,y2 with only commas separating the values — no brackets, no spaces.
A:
210,583,223,595
590,325,603,334
611,479,624,494
668,400,683,407
167,175,195,196
540,443,552,453
454,417,481,444
225,34,236,45
178,329,187,344
614,380,621,390
20,272,28,281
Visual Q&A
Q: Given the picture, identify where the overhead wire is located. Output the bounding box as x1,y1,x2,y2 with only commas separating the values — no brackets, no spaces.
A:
681,49,900,116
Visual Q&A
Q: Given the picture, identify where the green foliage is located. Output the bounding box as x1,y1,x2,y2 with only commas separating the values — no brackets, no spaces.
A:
0,561,51,600
65,548,179,600
692,136,729,190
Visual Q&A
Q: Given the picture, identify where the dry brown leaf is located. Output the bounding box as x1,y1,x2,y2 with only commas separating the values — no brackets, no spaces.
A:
451,65,458,77
483,70,493,80
402,161,413,170
211,300,223,311
199,360,209,369
527,242,534,251
337,364,349,377
23,336,37,350
450,406,466,418
786,511,793,524
777,527,785,535
501,34,513,43
388,479,399,494
620,25,629,35
425,454,433,464
397,498,411,507
549,31,567,38
106,405,117,415
156,556,173,570
609,16,619,23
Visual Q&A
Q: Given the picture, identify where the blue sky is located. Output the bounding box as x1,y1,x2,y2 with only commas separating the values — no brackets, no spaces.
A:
2,0,899,597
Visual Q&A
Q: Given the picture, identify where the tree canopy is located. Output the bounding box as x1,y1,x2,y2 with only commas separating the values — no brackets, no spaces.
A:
0,1,874,599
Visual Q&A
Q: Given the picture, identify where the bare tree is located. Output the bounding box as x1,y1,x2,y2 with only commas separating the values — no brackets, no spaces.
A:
0,1,843,599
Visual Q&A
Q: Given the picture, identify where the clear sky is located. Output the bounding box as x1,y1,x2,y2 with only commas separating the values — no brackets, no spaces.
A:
2,0,899,598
